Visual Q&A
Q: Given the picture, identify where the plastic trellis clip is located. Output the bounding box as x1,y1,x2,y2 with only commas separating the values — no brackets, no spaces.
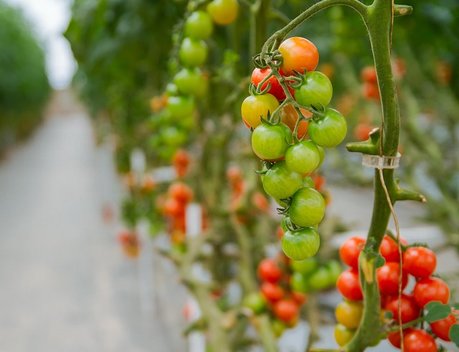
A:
362,153,401,169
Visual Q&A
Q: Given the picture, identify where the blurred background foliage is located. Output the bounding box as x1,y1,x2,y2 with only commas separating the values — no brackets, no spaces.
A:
0,0,50,151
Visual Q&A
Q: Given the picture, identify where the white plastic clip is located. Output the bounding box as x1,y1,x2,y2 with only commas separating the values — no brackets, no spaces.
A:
362,153,401,169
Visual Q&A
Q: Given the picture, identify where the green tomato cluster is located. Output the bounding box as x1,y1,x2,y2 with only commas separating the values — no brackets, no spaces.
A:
290,258,341,292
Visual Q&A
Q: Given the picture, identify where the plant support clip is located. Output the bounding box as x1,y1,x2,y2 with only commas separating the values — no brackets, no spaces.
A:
362,153,401,169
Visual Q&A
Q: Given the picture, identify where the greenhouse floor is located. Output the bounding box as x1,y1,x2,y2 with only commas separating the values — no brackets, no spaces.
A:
0,91,456,352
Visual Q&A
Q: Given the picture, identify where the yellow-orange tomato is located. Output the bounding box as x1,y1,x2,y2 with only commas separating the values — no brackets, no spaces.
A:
207,0,239,26
241,94,279,128
335,300,363,329
334,324,355,347
280,104,310,139
279,37,319,75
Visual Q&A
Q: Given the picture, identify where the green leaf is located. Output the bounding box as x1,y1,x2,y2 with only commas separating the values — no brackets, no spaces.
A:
450,324,459,347
374,254,386,268
424,302,451,323
453,303,459,310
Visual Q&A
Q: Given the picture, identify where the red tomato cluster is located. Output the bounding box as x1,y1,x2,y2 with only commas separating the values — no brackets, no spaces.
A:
335,234,456,350
117,230,140,258
172,149,191,178
361,66,380,101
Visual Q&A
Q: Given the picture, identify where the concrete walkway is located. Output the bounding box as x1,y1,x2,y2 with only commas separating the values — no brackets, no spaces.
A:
0,102,183,351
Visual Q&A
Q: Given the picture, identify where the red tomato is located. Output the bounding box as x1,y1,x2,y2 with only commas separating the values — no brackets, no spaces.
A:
273,299,299,323
227,165,243,183
163,198,186,218
339,236,366,269
291,291,307,305
354,123,374,141
377,262,408,295
258,258,283,283
403,329,438,352
261,282,284,303
403,247,437,278
384,294,420,323
413,277,450,308
173,149,190,177
380,235,405,263
337,268,363,301
251,67,287,101
430,310,457,341
361,66,377,83
362,82,380,100
278,37,319,75
168,182,194,203
251,192,270,212
387,329,412,349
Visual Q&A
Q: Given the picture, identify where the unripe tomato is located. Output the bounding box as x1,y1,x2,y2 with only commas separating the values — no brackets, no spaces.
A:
207,0,239,25
308,108,347,148
339,236,365,269
261,161,303,200
279,37,319,75
335,300,363,329
174,67,208,97
251,67,287,101
308,266,332,291
430,310,457,341
290,257,318,275
257,258,283,283
273,299,299,323
168,95,195,119
251,123,291,161
260,282,284,303
291,271,310,293
294,71,333,108
334,324,355,347
403,329,438,352
241,94,279,128
161,127,188,147
289,187,325,227
326,260,342,286
243,292,266,314
384,294,420,323
337,269,363,301
281,227,320,260
403,246,437,278
185,11,213,40
271,319,286,337
413,277,450,308
376,262,408,295
285,140,321,175
179,37,208,67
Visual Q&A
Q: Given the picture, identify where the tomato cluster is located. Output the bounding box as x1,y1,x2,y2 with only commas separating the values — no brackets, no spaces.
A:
290,257,341,293
117,230,140,258
334,234,457,350
241,36,347,261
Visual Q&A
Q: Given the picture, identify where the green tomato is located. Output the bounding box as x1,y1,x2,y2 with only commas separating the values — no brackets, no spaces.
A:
308,266,332,291
271,319,287,337
303,176,315,188
290,271,310,293
185,11,213,40
309,108,347,148
289,187,325,227
326,260,342,286
316,145,325,166
294,71,333,108
281,227,320,260
173,68,208,98
168,95,195,119
290,257,318,275
261,161,303,200
334,324,355,347
243,292,266,314
251,123,292,161
285,140,321,175
179,37,208,67
165,83,179,96
161,127,187,146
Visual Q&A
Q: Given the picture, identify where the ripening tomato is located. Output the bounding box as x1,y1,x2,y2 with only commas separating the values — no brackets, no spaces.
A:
278,37,319,75
380,235,405,263
261,282,284,303
281,227,320,260
257,258,283,283
294,71,333,109
291,291,307,305
179,37,208,67
403,329,438,352
308,108,347,148
354,123,374,141
339,236,366,269
413,277,450,308
273,299,299,323
241,94,279,128
377,262,408,295
384,294,420,323
285,140,321,175
173,149,190,177
251,67,287,101
430,310,457,341
168,95,195,119
251,123,292,161
185,11,213,40
289,187,325,227
334,324,355,347
169,182,193,203
403,247,437,278
280,104,310,139
174,67,208,97
337,269,363,301
261,161,303,200
335,300,363,329
207,0,239,25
